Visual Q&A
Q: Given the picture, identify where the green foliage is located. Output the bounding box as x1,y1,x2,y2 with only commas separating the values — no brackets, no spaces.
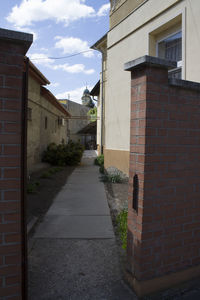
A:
40,167,64,179
49,166,63,173
40,171,52,179
116,209,128,249
42,141,84,166
94,154,104,166
27,181,40,194
99,165,105,174
87,106,97,122
100,173,123,183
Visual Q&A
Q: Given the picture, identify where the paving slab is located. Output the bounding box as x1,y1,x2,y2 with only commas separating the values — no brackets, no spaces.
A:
34,152,113,239
34,215,114,239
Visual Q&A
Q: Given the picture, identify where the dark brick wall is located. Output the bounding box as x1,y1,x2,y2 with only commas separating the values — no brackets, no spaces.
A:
0,29,32,299
127,58,200,283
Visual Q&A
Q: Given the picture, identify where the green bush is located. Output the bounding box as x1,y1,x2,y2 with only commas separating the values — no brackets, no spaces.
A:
94,154,104,166
42,141,84,166
116,209,128,249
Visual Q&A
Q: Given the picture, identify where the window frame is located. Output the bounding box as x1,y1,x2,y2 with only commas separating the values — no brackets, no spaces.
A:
156,29,182,79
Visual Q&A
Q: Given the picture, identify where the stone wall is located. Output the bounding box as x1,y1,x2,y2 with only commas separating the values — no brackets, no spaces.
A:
27,76,69,174
125,56,200,296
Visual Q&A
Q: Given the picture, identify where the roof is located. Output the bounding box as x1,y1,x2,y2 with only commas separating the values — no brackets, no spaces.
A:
90,80,100,96
90,33,107,52
77,121,97,135
28,59,50,86
41,87,71,117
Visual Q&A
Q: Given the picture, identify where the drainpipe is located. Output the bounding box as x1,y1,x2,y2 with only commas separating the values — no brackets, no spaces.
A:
100,51,104,155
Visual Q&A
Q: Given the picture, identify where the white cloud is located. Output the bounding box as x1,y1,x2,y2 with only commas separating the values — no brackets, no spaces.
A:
49,82,60,88
29,53,94,74
97,3,110,17
56,85,92,104
53,63,95,74
55,36,94,58
6,0,95,28
29,53,55,67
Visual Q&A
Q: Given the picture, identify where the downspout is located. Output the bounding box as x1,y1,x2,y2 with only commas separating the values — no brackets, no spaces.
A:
100,50,104,155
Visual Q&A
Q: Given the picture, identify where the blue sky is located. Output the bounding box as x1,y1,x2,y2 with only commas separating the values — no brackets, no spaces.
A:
0,0,109,103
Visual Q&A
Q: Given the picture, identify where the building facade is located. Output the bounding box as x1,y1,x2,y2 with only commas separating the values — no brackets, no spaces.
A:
58,98,91,144
95,0,200,175
91,35,107,155
27,61,70,174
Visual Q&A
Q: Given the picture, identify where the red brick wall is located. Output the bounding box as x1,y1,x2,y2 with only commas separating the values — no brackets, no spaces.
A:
0,32,32,299
127,61,200,283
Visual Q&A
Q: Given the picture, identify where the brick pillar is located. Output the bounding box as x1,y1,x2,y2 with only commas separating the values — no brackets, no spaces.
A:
124,56,200,297
0,29,32,299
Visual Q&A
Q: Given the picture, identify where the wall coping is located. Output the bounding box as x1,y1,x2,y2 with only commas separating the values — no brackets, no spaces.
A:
169,78,200,92
0,27,33,54
124,55,177,72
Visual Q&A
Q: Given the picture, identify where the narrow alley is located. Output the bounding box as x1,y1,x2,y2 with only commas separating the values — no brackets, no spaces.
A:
28,151,135,300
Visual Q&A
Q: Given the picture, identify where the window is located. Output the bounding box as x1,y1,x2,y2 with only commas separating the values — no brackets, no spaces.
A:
45,117,48,129
157,31,182,79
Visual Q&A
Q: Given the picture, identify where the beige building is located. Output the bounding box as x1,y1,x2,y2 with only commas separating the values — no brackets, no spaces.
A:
58,98,90,144
27,61,70,174
93,0,200,175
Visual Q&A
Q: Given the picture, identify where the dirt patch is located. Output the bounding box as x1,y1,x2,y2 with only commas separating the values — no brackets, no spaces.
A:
104,181,129,272
27,166,75,224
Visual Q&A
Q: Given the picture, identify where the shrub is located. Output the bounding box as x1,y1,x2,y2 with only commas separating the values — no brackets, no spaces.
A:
94,154,104,166
116,209,128,249
42,141,84,166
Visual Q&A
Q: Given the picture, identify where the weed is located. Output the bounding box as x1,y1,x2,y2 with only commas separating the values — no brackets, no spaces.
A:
40,171,52,179
100,173,123,183
94,154,104,166
116,208,128,250
40,166,64,179
49,166,63,174
99,165,105,174
27,181,40,194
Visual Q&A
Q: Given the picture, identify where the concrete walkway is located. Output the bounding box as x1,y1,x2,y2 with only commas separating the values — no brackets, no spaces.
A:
28,151,136,299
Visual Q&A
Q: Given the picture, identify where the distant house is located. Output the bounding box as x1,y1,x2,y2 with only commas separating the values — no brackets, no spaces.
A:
58,98,90,144
27,61,70,174
93,0,200,175
59,88,96,149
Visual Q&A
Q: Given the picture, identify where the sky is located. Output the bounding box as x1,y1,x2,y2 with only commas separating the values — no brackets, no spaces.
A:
0,0,110,104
